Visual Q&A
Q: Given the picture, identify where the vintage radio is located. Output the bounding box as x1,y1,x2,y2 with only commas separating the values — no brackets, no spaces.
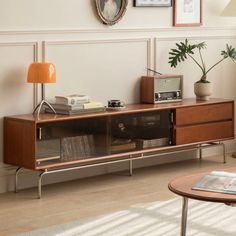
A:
141,74,183,104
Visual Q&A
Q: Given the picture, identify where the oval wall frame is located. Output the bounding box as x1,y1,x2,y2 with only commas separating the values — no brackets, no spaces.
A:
95,0,128,25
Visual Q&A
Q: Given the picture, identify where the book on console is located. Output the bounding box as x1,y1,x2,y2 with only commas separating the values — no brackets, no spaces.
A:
50,101,104,111
45,106,106,115
192,171,236,194
83,101,103,109
55,94,90,105
50,103,84,111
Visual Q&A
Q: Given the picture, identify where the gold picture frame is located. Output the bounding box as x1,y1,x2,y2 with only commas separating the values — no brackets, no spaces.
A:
95,0,128,25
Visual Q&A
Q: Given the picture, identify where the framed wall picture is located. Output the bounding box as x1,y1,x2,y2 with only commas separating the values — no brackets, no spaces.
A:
134,0,172,7
173,0,202,26
95,0,128,25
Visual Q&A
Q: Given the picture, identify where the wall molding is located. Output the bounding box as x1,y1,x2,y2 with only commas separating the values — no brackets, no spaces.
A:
0,26,236,35
43,37,152,71
155,35,236,42
0,41,38,60
0,41,39,107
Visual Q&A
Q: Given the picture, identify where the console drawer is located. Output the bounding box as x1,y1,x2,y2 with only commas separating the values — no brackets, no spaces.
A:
175,102,233,126
175,121,233,145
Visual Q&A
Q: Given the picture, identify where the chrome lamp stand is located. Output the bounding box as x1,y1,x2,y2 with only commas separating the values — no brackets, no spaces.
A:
33,84,56,116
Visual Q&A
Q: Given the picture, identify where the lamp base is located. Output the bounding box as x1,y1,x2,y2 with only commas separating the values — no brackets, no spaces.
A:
33,100,56,116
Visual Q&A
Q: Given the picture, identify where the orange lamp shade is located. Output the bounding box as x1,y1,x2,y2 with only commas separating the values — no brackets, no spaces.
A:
27,62,56,83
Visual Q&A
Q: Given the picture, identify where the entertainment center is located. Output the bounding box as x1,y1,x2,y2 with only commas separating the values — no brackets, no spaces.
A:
4,98,234,198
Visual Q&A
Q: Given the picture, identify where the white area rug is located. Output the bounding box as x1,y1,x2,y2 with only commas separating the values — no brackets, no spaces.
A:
18,197,236,236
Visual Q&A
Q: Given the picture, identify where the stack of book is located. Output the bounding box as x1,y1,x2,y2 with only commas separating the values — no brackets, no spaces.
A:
135,137,169,149
61,135,95,161
45,94,105,115
110,138,136,153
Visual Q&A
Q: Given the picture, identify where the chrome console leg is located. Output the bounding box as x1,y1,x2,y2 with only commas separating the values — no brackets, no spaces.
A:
221,142,226,163
199,144,202,160
38,170,47,199
129,158,133,176
15,167,23,193
181,197,188,236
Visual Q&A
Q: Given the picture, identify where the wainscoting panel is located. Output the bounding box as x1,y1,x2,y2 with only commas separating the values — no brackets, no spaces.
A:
43,38,151,104
0,41,38,192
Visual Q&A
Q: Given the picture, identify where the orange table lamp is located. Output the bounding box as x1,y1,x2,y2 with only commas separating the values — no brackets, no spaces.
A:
27,62,56,115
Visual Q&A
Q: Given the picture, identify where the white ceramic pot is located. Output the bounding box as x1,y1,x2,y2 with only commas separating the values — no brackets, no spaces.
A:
194,82,212,101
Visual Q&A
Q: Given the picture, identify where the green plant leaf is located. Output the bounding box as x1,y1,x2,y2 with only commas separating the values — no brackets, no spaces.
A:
221,44,236,61
168,39,236,79
168,39,206,68
195,42,206,50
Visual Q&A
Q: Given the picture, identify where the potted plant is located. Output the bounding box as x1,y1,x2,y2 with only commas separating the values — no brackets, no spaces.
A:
168,39,236,100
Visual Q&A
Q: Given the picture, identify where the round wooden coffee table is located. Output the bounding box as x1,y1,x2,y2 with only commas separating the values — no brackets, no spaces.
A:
168,170,236,236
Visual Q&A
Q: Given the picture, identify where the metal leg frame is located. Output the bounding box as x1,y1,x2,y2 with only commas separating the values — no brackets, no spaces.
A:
38,170,48,199
198,142,226,163
15,167,23,193
181,197,188,236
15,141,226,198
199,144,202,160
129,159,133,176
220,142,226,163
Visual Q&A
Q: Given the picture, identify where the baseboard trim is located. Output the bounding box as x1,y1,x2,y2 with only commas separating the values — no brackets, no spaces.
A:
0,163,16,177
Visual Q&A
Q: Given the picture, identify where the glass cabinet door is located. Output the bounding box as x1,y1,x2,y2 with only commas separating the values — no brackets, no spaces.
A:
35,110,172,167
110,110,172,154
36,117,108,167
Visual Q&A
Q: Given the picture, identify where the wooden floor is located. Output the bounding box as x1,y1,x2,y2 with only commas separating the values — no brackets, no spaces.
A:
1,154,236,235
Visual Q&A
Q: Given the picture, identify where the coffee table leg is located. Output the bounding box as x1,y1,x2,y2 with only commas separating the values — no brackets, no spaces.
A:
181,197,188,236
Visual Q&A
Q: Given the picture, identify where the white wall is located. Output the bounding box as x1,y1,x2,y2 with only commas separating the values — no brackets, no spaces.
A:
0,0,236,193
